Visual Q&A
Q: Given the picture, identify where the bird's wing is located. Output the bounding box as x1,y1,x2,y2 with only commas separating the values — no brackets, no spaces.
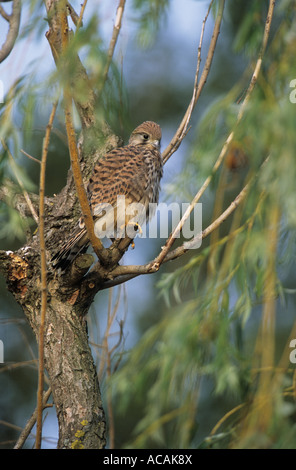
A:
87,145,150,211
87,145,152,238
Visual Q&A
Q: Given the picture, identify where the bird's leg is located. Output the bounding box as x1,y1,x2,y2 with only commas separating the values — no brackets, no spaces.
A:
119,221,143,249
120,221,143,234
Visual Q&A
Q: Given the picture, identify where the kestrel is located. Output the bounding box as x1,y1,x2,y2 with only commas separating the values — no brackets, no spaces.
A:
52,121,163,270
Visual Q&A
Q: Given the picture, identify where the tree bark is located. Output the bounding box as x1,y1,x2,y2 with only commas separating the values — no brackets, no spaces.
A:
0,104,123,446
0,0,123,439
0,180,110,448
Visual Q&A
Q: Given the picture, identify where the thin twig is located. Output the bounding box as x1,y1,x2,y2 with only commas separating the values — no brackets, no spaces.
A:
1,139,39,224
20,148,41,165
14,388,52,449
63,95,109,263
149,133,235,271
210,402,246,437
35,101,58,449
237,0,276,122
95,287,125,448
0,0,21,63
98,287,119,381
74,0,88,31
0,4,10,22
60,8,109,265
67,1,81,27
104,178,252,279
153,0,275,269
99,157,269,289
99,0,126,93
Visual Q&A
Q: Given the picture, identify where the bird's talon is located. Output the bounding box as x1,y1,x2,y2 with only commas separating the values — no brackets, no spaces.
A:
133,223,143,234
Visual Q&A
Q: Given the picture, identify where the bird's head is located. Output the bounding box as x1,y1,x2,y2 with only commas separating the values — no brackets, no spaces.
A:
129,121,162,150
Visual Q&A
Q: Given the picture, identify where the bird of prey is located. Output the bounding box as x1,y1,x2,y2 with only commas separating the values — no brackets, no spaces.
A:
52,121,163,270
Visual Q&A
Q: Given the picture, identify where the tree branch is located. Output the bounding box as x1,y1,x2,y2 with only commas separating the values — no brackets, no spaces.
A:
14,388,52,449
0,4,10,22
36,101,57,449
63,93,109,265
78,1,276,294
162,0,224,164
237,0,276,122
1,140,39,224
95,178,251,288
99,0,126,94
0,0,21,63
45,0,97,129
97,158,269,290
153,0,275,271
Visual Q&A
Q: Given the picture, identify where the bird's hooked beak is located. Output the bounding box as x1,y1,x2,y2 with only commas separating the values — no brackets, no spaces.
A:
152,139,161,150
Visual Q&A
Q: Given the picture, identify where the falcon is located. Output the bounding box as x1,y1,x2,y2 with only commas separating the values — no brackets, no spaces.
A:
52,121,163,270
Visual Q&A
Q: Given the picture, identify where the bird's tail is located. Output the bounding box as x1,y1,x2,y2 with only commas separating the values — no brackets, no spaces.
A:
51,226,89,271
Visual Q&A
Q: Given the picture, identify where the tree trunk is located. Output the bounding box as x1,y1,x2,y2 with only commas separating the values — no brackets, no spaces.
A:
0,0,127,448
0,126,122,449
0,216,108,448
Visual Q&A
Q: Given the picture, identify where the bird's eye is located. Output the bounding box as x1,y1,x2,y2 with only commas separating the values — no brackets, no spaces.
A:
143,133,149,140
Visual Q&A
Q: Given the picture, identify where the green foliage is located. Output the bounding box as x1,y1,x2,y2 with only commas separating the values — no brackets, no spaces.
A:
228,0,269,56
19,0,47,40
0,2,129,243
1,0,296,450
132,0,170,47
109,3,296,449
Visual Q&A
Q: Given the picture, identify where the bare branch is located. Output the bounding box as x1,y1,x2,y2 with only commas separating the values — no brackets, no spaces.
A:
76,0,87,30
35,101,58,449
45,0,97,129
99,0,126,94
55,4,109,266
152,132,234,270
237,0,276,122
152,0,275,270
0,0,21,63
68,253,95,285
63,94,109,265
0,4,10,22
98,157,270,290
162,0,224,164
0,180,41,225
103,179,251,282
20,148,41,165
1,139,39,224
14,388,52,449
67,2,81,27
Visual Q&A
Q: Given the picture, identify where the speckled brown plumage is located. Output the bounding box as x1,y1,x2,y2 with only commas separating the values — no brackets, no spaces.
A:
52,121,163,270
